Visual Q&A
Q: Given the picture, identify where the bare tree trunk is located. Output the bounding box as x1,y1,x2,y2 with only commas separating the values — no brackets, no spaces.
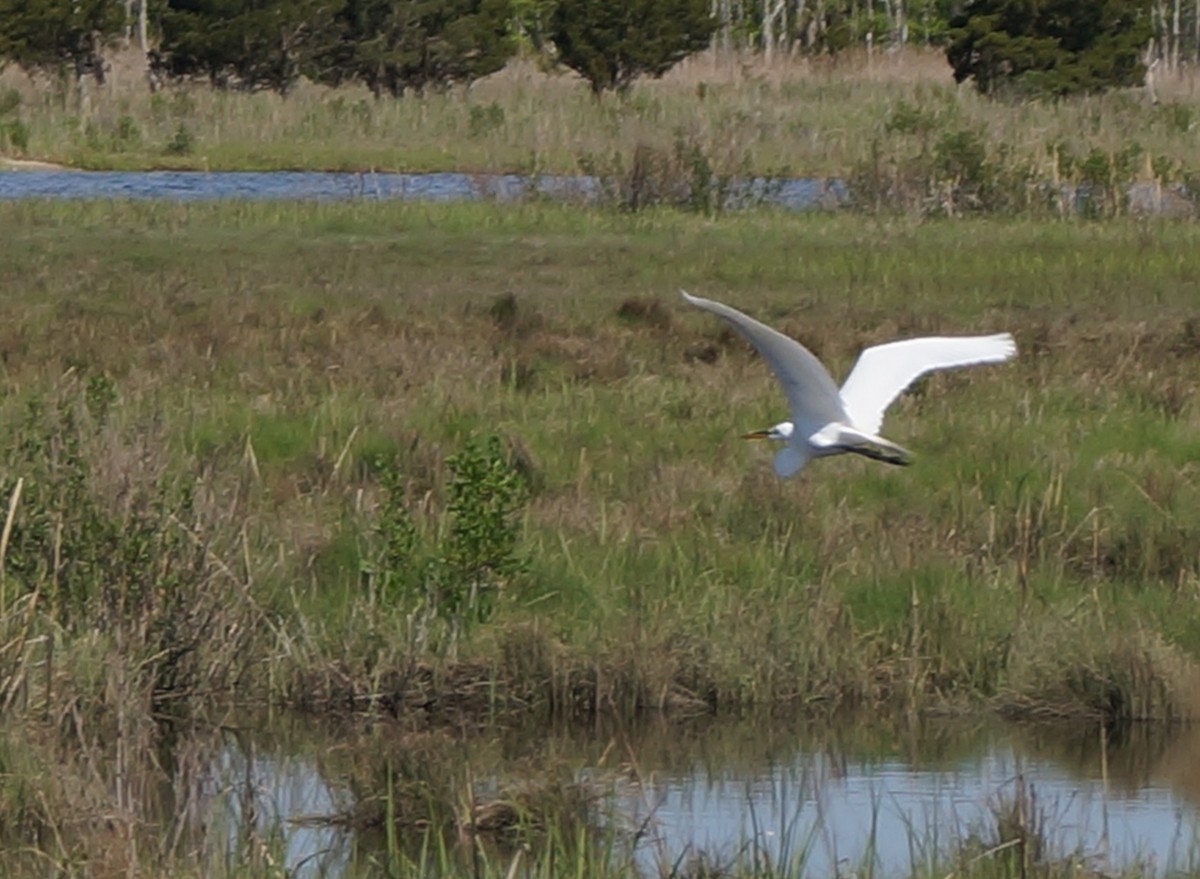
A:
792,0,806,52
879,0,907,46
138,0,148,53
1193,0,1199,65
713,0,731,55
1153,1,1169,69
1172,0,1182,69
763,0,773,59
715,0,746,53
763,0,787,60
1145,40,1161,103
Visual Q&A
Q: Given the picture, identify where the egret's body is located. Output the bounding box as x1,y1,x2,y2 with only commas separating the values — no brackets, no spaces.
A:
681,291,1016,477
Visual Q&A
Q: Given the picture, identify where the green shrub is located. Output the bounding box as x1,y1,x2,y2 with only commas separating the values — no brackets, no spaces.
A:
364,435,528,630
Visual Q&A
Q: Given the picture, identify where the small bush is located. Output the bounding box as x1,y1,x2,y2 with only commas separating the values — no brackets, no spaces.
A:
363,435,529,631
115,114,140,145
578,131,767,215
0,88,20,117
468,102,506,138
849,125,1046,217
164,123,194,156
0,120,29,154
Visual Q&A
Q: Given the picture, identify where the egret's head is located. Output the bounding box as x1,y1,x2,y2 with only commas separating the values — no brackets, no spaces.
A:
742,421,794,443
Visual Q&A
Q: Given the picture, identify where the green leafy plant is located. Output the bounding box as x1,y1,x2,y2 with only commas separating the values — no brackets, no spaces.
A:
164,123,194,156
0,87,27,154
365,435,528,630
437,435,528,622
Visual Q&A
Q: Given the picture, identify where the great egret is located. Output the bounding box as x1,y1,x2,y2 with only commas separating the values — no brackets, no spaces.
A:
681,291,1016,478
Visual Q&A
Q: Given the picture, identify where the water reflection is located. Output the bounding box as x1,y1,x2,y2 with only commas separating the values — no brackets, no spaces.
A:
193,713,1200,878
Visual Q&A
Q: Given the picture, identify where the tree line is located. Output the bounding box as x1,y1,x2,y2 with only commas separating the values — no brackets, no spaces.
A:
0,0,1178,98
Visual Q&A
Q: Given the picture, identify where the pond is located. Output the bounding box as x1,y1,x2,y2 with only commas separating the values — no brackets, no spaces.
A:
185,712,1200,878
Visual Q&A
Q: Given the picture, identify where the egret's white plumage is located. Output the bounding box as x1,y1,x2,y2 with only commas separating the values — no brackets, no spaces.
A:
681,290,1016,478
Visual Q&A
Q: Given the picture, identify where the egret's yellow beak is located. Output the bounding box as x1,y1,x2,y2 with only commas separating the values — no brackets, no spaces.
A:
741,429,772,440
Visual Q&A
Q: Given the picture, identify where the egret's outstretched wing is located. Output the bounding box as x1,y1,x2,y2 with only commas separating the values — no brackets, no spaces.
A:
839,334,1017,435
681,291,847,430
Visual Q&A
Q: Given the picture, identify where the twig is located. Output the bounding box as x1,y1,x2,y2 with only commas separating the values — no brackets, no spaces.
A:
331,425,359,483
0,477,24,614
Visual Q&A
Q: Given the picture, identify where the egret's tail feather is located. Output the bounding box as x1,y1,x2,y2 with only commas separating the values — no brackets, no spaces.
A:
842,438,912,467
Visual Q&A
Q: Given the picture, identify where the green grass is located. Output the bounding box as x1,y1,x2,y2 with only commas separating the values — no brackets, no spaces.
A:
0,199,1196,713
1,198,1200,872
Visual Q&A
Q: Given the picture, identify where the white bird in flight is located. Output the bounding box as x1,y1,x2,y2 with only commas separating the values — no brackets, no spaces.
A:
681,291,1016,478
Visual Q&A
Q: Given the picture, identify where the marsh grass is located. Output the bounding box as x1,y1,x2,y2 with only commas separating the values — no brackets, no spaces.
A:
0,200,1199,722
2,199,1200,873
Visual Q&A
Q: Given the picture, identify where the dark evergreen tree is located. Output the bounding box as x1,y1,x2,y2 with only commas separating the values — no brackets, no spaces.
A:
946,0,1153,97
0,0,124,82
154,0,341,93
547,0,717,95
312,0,515,97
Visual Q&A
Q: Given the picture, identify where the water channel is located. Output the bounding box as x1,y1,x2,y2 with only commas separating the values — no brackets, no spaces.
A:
0,167,1187,215
0,168,844,208
183,713,1200,877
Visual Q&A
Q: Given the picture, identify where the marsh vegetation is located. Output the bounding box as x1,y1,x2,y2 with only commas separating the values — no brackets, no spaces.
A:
0,196,1199,873
1,40,1199,875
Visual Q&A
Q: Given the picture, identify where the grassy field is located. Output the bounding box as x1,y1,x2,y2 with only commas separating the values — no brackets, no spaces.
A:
0,199,1197,715
2,50,1200,188
1,199,1200,874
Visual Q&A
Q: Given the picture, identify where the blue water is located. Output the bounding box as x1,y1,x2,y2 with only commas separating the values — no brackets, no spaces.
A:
0,168,845,209
205,717,1200,878
1,169,1190,216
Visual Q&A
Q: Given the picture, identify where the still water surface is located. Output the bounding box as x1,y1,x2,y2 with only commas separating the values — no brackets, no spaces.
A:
0,169,842,208
197,715,1200,877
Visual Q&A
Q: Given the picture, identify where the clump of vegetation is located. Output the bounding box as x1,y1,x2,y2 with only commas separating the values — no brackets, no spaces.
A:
0,87,28,154
0,377,254,713
847,99,1189,218
578,130,769,215
364,435,529,630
